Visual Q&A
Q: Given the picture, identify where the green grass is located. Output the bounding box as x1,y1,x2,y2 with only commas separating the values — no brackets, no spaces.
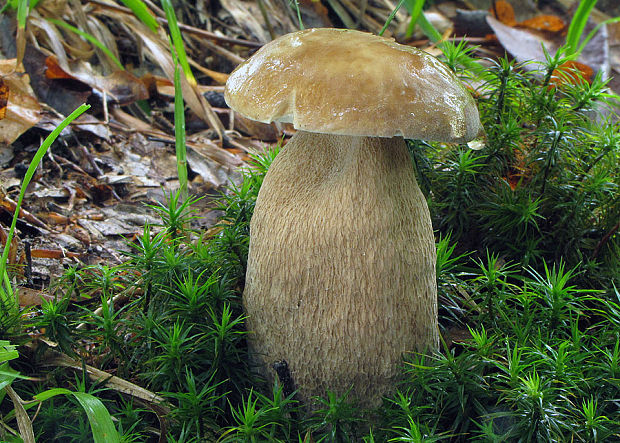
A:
7,134,617,441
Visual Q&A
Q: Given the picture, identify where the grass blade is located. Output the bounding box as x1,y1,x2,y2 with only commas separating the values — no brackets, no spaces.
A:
403,0,425,38
161,0,196,86
15,0,29,66
417,8,442,43
576,16,620,55
118,0,159,32
379,0,408,36
565,0,597,55
0,341,18,363
0,363,20,391
5,385,35,443
31,387,120,442
47,18,124,70
289,0,304,30
0,104,90,306
173,53,188,201
71,391,121,443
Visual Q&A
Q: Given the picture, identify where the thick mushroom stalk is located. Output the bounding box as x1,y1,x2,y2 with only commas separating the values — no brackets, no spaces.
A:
244,131,437,404
224,28,483,406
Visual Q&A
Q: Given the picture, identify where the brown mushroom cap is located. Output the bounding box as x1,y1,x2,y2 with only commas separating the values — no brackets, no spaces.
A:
225,28,482,143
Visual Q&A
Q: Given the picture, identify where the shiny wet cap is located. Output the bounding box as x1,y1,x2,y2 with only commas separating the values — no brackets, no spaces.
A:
225,28,482,143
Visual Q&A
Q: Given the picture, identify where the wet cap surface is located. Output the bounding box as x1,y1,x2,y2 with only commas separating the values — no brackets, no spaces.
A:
225,28,482,143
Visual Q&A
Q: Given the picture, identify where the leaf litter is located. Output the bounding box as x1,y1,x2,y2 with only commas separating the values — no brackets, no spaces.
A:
0,0,616,297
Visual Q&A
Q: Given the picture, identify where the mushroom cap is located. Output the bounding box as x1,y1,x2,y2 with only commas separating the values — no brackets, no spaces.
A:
225,28,483,143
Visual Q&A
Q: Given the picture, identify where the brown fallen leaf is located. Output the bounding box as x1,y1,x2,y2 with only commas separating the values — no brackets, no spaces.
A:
203,220,231,238
111,108,242,168
517,15,566,33
30,248,81,259
486,15,560,69
550,61,594,87
490,0,516,27
21,46,91,117
0,195,50,230
44,55,74,79
233,113,281,141
38,212,71,225
0,60,42,145
0,77,8,120
219,0,271,42
99,13,224,134
45,55,149,105
299,0,333,28
18,287,55,306
66,224,91,247
487,5,610,82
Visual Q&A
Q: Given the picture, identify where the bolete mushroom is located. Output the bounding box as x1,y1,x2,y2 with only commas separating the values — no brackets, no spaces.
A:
225,28,483,406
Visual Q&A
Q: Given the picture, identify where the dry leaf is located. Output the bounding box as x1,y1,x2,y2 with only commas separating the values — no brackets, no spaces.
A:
4,386,35,443
118,15,223,133
0,194,50,230
487,14,610,81
29,14,71,69
30,248,81,259
299,0,333,28
40,347,169,407
219,0,271,42
486,15,560,69
233,113,280,141
38,0,69,18
517,15,566,33
550,61,594,87
189,62,230,85
45,56,149,105
0,77,8,120
22,47,91,116
19,287,56,306
0,60,41,145
73,113,110,140
45,55,73,79
111,108,241,170
489,0,516,27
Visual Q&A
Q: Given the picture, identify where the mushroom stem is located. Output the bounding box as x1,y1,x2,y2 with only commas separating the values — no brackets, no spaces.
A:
244,130,438,406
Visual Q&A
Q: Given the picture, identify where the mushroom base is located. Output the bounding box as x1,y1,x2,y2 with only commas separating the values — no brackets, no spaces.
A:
244,131,438,407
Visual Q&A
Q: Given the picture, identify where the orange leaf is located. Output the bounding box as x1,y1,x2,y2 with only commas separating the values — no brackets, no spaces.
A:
517,15,566,33
551,61,594,87
45,56,74,80
490,1,516,26
0,78,8,120
30,248,81,259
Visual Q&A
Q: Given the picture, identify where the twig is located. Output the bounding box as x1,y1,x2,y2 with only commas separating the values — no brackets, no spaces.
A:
78,144,104,177
257,0,276,40
592,220,619,259
0,196,50,230
200,39,246,66
24,239,32,287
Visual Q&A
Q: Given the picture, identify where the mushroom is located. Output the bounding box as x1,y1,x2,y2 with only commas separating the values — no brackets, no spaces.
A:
225,28,483,407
